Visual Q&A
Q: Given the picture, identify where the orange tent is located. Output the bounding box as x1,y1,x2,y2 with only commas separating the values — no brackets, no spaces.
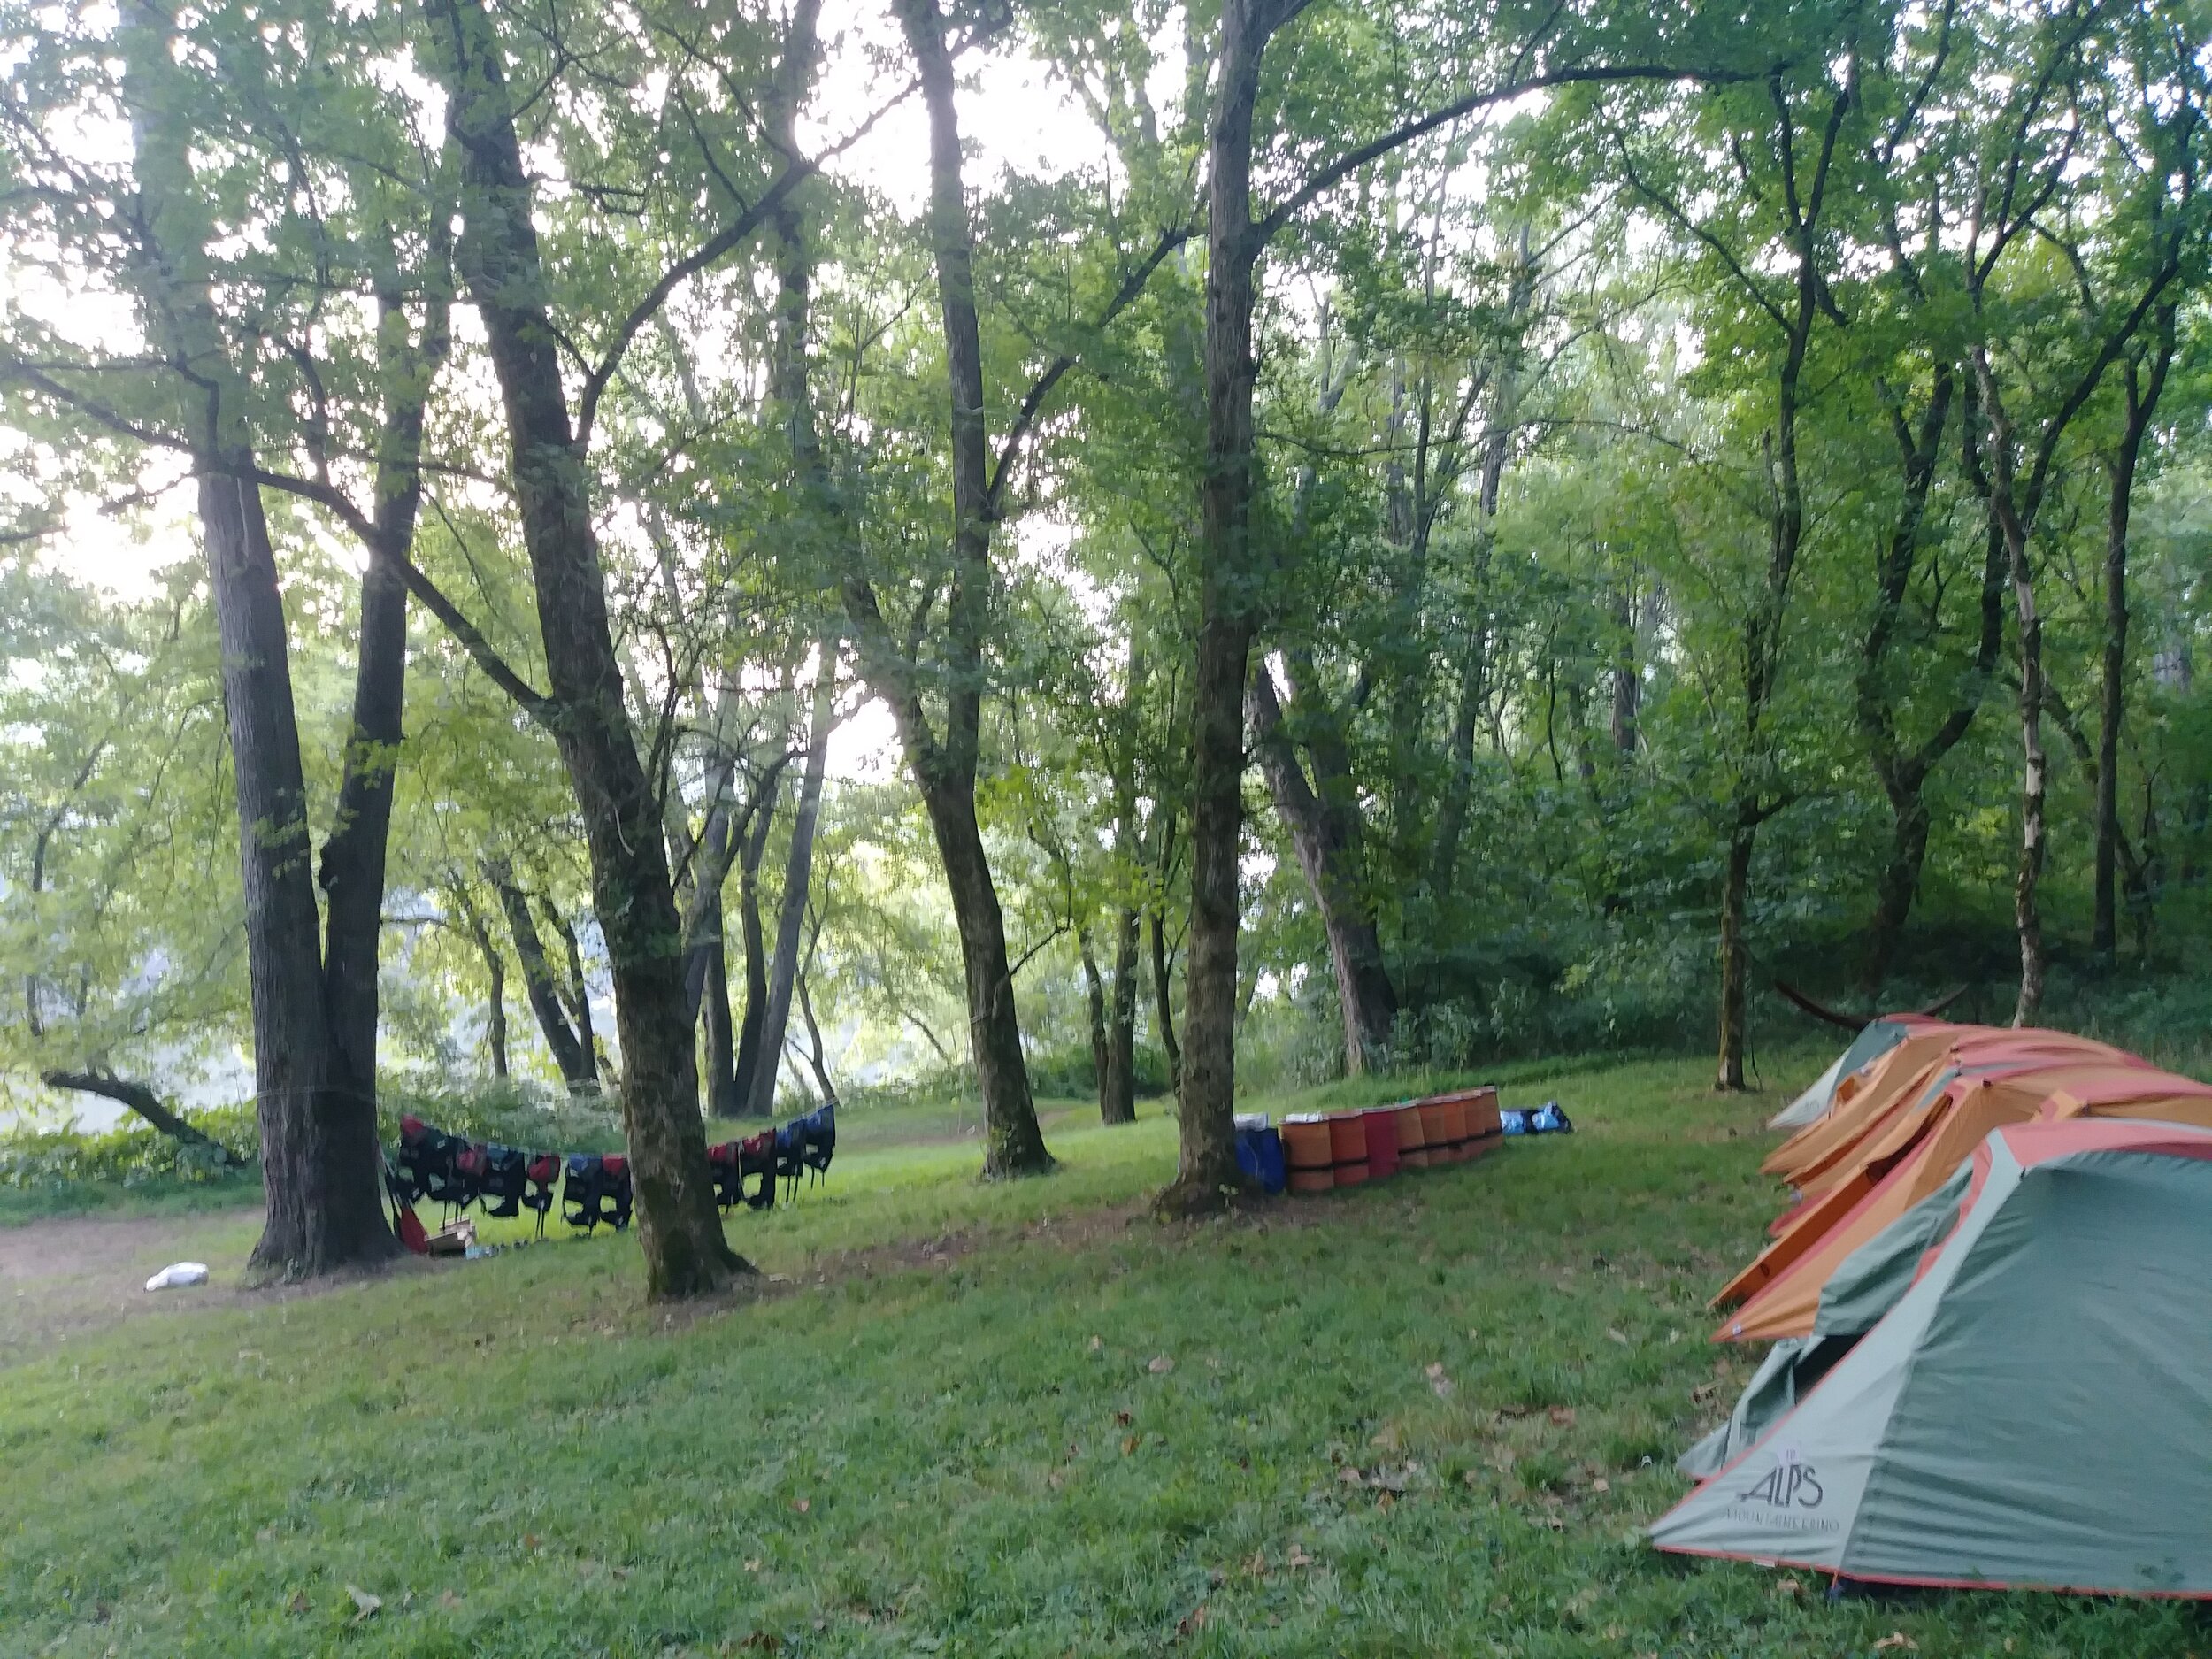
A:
1717,1060,2212,1342
1763,1026,2127,1192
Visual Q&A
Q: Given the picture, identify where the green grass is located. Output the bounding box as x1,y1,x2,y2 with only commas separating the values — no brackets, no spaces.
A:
1,1058,2202,1658
0,1168,265,1226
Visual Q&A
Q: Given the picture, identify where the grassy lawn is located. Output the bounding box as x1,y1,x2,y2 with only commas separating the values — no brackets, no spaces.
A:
2,1055,2200,1658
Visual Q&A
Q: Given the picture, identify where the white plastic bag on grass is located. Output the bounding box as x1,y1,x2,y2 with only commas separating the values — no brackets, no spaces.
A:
145,1262,209,1291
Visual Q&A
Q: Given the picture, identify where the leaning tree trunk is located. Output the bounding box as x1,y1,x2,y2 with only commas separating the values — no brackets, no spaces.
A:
42,1071,244,1168
431,0,741,1296
1248,668,1395,1072
744,644,837,1118
487,860,595,1089
703,938,741,1117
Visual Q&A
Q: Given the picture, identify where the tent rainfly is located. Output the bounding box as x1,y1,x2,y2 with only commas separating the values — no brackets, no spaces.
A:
1653,1118,2212,1596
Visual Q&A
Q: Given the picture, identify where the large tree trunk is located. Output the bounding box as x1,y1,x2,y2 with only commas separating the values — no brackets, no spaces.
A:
318,272,449,1163
2094,312,2176,963
486,860,596,1089
122,5,394,1279
1248,665,1395,1072
1163,0,1270,1215
430,0,741,1296
744,645,836,1118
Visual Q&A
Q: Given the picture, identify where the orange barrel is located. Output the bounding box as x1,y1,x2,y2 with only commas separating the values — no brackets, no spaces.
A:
1362,1108,1400,1180
1465,1086,1502,1156
1417,1097,1455,1164
1328,1113,1371,1187
1394,1103,1430,1169
1281,1117,1334,1194
1439,1094,1471,1162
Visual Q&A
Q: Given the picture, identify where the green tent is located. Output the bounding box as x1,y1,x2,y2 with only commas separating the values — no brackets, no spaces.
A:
1767,1018,1917,1130
1653,1117,2212,1596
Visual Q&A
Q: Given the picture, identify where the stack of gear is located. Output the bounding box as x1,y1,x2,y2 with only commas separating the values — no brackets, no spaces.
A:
1257,1085,1510,1197
1655,1019,2212,1598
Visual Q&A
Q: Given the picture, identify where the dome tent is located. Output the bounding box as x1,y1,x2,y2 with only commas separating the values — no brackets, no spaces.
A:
1653,1118,2212,1596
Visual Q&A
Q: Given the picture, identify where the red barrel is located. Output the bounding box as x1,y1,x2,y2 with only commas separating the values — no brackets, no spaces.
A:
1363,1108,1400,1180
1395,1103,1430,1169
1328,1113,1370,1186
1282,1118,1334,1194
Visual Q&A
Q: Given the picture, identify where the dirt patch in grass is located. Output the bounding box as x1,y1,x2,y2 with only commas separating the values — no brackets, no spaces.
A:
0,1205,460,1367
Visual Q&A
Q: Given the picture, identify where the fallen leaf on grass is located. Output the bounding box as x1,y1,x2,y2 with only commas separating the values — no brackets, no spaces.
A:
1115,1409,1133,1427
286,1592,311,1617
1046,1471,1064,1490
1088,1335,1103,1352
1591,1478,1611,1494
438,1590,464,1609
1425,1362,1455,1399
1120,1435,1140,1456
1285,1543,1314,1569
737,1633,782,1654
1606,1329,1631,1346
1690,1383,1719,1404
1176,1603,1210,1638
1242,1551,1268,1578
1873,1637,1917,1653
1375,1491,1395,1512
1774,1577,1801,1597
346,1586,381,1624
1148,1356,1175,1374
1548,1406,1578,1426
790,1498,810,1514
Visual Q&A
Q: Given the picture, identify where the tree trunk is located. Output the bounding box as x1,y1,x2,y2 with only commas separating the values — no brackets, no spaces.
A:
546,898,600,1083
1101,906,1140,1125
1150,907,1181,1100
703,937,741,1117
1715,818,1755,1091
795,968,840,1110
730,798,775,1112
456,890,511,1079
1248,665,1395,1072
42,1071,244,1168
487,860,595,1089
744,643,837,1118
846,0,1049,1179
431,0,742,1296
1080,926,1111,1114
317,288,441,1171
1162,0,1269,1216
2094,312,2176,963
121,5,395,1279
1610,583,1640,755
209,469,397,1272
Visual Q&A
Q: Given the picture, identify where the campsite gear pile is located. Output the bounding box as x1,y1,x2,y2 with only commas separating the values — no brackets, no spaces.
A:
386,1103,836,1249
1238,1086,1508,1196
1652,1017,2212,1598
